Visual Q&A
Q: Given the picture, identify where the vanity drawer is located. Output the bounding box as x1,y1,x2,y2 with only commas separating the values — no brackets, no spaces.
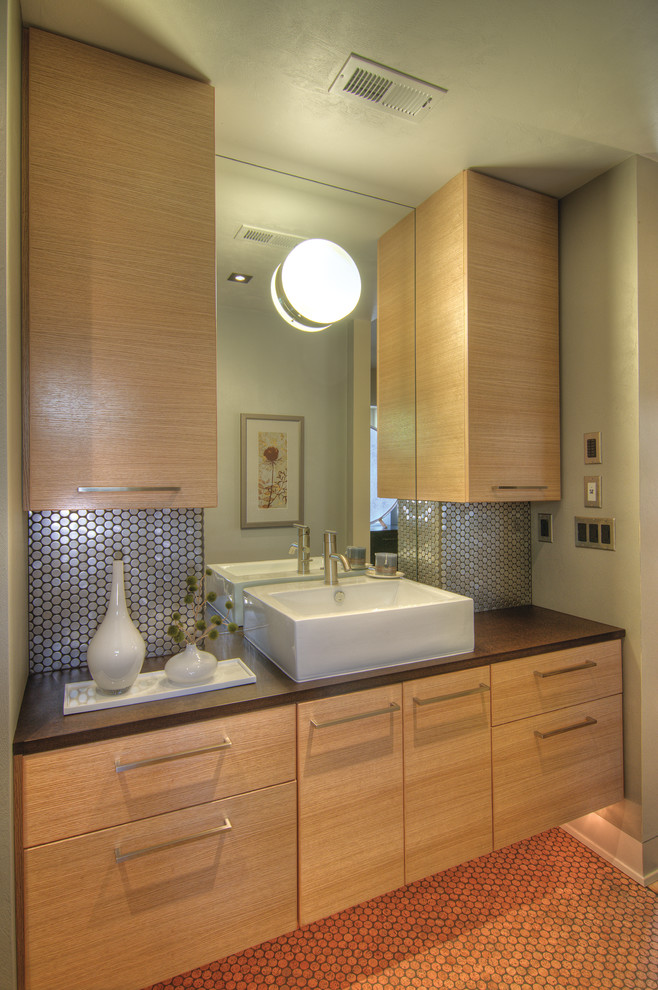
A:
492,693,623,849
21,704,296,847
22,780,298,990
490,640,621,725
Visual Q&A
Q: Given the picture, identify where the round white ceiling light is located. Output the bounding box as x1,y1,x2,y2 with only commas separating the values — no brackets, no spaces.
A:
271,238,361,332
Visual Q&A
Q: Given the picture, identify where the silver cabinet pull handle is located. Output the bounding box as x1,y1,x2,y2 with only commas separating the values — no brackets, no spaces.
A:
414,683,489,706
78,486,181,493
310,701,400,729
534,660,597,679
115,738,232,773
492,485,548,491
534,716,597,740
115,818,232,864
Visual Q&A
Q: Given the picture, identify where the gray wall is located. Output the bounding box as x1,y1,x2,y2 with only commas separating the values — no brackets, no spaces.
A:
532,156,658,875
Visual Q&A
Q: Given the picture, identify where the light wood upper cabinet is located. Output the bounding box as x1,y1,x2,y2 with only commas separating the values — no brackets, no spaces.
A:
377,211,416,500
378,169,560,502
23,29,217,509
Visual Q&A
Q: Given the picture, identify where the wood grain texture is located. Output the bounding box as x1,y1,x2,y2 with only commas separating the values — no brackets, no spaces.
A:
377,211,417,499
466,171,560,500
490,640,622,726
22,781,298,990
21,704,296,847
492,694,623,849
412,169,560,502
23,29,217,509
297,685,404,925
403,668,492,884
415,172,468,501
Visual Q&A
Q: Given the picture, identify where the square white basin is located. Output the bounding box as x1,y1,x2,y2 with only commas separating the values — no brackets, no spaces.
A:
242,575,474,682
207,557,325,625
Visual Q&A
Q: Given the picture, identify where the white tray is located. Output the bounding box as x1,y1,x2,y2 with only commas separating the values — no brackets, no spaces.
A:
63,659,256,714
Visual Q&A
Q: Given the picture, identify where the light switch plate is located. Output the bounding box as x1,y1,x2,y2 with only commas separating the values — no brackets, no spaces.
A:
584,431,602,464
584,475,602,508
537,512,553,543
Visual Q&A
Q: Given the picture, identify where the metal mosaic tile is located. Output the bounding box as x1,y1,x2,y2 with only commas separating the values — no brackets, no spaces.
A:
28,508,204,674
398,500,531,612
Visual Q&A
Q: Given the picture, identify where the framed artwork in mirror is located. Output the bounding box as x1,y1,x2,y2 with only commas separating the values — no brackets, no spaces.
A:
240,414,304,529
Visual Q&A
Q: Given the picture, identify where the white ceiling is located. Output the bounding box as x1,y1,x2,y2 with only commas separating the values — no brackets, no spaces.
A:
20,0,658,316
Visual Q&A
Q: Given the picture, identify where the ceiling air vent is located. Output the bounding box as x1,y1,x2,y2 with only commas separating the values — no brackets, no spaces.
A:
234,225,304,250
329,53,446,120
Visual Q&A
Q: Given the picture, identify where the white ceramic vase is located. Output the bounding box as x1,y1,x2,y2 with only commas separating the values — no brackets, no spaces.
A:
164,642,218,685
86,559,146,694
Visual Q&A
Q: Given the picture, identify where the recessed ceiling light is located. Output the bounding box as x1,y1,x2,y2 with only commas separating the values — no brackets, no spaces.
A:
228,272,253,283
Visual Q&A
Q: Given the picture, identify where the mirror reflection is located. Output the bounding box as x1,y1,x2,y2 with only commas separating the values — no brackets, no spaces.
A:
204,157,413,567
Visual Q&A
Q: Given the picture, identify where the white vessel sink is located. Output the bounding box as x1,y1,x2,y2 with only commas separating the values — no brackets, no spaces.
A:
207,557,324,625
242,575,474,682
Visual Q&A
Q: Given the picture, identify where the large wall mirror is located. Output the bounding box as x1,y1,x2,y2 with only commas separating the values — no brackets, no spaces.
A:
203,157,413,566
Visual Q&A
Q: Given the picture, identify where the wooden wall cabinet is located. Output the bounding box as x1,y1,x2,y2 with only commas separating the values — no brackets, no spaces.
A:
377,169,560,502
23,29,217,509
16,707,298,990
491,641,624,848
403,667,493,884
297,685,404,925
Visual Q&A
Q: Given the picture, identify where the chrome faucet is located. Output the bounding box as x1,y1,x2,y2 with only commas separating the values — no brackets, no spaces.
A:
289,523,311,575
323,530,351,586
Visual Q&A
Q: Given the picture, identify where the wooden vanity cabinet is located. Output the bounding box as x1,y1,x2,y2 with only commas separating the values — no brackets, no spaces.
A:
377,169,560,502
403,667,493,884
297,685,404,925
491,641,623,848
23,28,217,510
16,706,298,990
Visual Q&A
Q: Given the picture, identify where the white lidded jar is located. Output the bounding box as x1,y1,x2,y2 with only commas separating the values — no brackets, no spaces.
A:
86,557,145,694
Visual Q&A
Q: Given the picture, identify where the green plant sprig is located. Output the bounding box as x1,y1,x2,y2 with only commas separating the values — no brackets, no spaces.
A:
166,568,239,647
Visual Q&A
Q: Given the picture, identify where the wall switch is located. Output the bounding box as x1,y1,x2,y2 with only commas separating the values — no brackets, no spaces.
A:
574,516,615,550
537,512,553,543
584,431,602,464
584,475,602,508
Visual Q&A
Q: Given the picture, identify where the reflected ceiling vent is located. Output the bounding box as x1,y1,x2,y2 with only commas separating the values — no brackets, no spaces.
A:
235,225,304,250
329,53,447,120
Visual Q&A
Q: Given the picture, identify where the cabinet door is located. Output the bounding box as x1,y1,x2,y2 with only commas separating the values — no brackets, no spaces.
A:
23,28,217,509
22,782,298,990
414,169,559,502
377,211,417,499
403,668,492,884
492,694,623,849
297,685,404,925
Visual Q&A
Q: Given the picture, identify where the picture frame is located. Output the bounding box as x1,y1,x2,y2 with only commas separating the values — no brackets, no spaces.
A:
240,414,304,529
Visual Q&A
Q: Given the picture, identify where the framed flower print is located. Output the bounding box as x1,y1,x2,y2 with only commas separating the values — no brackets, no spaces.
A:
240,414,304,529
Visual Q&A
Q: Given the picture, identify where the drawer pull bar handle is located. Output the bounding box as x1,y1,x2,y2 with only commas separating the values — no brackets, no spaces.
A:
535,716,597,740
414,683,490,706
311,701,400,729
115,818,232,864
78,486,181,493
492,486,548,491
534,660,597,679
115,738,232,773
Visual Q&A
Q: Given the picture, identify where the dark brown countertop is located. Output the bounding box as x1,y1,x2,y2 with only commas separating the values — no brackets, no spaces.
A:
13,605,624,755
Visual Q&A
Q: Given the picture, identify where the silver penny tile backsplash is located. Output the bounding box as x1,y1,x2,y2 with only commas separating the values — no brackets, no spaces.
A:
398,500,532,612
28,508,204,674
28,501,530,673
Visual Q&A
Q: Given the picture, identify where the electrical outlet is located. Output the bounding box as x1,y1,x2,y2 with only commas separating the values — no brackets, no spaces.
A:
584,475,602,508
537,512,553,543
575,516,615,550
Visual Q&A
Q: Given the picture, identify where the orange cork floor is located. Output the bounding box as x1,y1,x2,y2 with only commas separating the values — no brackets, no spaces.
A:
143,828,658,990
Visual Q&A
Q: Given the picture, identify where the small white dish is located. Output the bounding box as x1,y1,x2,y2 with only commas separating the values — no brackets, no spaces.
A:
365,567,405,579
